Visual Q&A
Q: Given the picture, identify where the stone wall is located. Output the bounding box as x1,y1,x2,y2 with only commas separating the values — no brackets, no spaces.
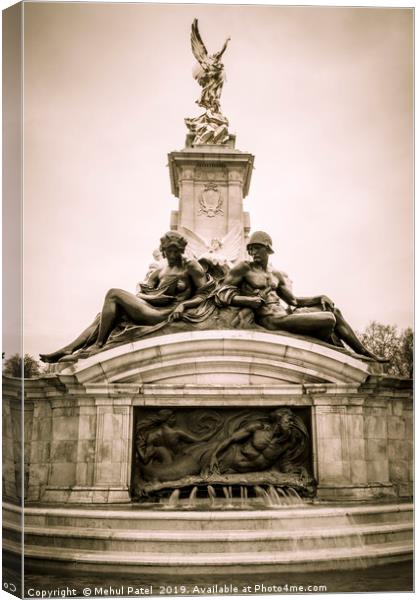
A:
314,382,413,500
2,334,413,505
2,379,22,502
3,380,412,505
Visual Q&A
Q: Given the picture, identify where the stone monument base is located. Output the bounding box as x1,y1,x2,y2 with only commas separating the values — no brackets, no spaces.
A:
2,331,413,572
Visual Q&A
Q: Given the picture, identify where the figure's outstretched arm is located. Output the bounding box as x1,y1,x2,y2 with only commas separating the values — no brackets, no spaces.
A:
177,428,215,444
274,270,299,306
295,295,335,311
274,271,334,312
216,37,231,60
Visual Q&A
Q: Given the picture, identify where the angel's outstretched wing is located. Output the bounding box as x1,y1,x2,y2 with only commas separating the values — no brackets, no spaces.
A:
220,224,243,264
179,226,209,260
191,19,209,69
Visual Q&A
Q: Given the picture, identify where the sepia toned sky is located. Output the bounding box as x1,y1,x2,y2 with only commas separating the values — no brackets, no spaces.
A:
18,2,413,359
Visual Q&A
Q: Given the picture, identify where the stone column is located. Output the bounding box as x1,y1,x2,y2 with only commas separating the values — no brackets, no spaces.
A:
178,167,195,231
347,402,368,485
227,169,244,232
48,399,79,489
92,398,132,503
364,397,390,486
2,395,22,502
387,397,412,497
26,399,52,502
313,402,351,488
39,394,132,504
314,393,396,500
73,397,96,501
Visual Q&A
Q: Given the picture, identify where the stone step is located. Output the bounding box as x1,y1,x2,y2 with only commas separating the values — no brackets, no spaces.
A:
5,502,413,532
3,538,412,574
3,520,411,554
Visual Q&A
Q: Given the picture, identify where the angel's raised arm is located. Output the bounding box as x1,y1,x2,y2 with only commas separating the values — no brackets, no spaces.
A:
215,37,231,60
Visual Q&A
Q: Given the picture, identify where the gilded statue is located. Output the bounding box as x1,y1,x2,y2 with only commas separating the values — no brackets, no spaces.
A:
186,19,231,145
190,18,230,113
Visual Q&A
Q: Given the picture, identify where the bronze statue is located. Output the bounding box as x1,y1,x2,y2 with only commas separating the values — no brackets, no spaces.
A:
40,232,214,363
217,231,386,360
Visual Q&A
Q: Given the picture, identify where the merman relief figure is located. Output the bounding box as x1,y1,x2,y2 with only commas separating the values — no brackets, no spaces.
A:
208,408,309,477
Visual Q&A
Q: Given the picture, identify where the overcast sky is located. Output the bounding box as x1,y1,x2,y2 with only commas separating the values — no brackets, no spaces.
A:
16,2,412,359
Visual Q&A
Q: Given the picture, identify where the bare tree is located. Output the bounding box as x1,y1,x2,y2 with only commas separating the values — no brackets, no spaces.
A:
358,321,413,378
3,353,41,378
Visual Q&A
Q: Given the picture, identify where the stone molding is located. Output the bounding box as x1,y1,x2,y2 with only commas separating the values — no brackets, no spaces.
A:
168,149,254,198
51,331,375,386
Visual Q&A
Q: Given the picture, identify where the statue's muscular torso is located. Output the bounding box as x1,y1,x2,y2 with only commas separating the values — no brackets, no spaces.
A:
232,261,288,318
237,262,281,295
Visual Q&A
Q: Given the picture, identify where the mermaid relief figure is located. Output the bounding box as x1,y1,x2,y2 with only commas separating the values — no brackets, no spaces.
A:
136,409,223,485
137,410,216,467
217,231,386,361
40,231,214,363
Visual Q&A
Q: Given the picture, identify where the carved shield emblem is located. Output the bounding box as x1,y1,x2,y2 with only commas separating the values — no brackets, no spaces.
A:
198,183,223,218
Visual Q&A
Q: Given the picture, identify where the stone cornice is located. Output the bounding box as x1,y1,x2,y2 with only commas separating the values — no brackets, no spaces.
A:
168,149,254,198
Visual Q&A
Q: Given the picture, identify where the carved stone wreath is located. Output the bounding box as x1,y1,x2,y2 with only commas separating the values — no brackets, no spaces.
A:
198,183,224,217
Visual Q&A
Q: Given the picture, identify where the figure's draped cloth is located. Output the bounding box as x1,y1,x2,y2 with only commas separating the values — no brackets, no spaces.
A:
76,275,217,358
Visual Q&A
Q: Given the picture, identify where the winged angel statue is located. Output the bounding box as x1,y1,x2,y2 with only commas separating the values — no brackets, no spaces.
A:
185,20,231,146
179,224,243,280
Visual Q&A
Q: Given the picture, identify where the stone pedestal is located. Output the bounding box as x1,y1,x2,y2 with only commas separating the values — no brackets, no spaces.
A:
3,332,412,505
168,136,254,254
